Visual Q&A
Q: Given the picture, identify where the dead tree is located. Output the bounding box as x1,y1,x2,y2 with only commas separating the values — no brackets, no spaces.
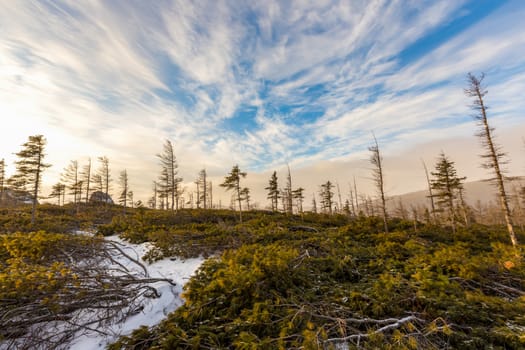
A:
369,134,388,233
465,73,518,248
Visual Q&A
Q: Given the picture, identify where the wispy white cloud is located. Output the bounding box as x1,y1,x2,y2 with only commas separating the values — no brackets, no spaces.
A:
0,0,524,207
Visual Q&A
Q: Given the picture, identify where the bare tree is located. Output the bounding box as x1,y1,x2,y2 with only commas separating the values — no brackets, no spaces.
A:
285,165,293,214
465,73,518,247
369,134,388,233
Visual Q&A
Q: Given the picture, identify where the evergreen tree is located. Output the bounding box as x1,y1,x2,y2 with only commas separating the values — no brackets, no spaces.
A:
9,135,51,224
369,134,388,233
220,165,246,222
148,181,158,209
240,187,251,210
292,187,305,216
157,140,182,211
431,152,466,233
96,156,111,204
265,171,279,211
62,160,82,205
319,181,334,214
128,190,134,208
465,73,518,247
311,193,317,214
118,169,129,211
49,182,66,206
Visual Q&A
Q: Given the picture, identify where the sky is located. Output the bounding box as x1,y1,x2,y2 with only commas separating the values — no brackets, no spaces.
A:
1,0,524,209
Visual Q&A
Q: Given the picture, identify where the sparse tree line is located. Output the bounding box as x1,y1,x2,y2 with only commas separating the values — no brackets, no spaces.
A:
0,74,522,246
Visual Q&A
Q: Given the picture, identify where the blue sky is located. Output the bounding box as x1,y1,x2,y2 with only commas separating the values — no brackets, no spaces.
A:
1,0,524,205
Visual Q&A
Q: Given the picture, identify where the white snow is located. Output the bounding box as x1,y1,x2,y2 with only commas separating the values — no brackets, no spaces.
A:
69,235,204,349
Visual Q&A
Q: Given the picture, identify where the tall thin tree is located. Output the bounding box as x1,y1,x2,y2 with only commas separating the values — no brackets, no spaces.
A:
319,181,334,215
157,140,182,211
292,187,305,217
285,165,293,214
118,169,129,212
49,182,66,206
265,171,279,211
97,156,111,204
62,160,82,205
465,73,518,247
431,152,466,233
220,165,247,222
10,135,51,224
369,134,388,233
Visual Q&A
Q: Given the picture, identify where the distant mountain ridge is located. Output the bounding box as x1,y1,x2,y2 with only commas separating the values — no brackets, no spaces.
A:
388,176,525,210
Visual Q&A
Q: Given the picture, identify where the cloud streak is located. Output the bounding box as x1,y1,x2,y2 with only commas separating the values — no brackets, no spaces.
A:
0,0,524,206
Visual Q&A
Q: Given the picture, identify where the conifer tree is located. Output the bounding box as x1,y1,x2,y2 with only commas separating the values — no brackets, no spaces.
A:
62,160,82,204
431,152,466,233
49,182,66,206
196,169,209,209
319,181,334,214
220,165,246,222
311,193,317,214
240,187,251,210
292,187,305,216
10,135,51,224
96,156,111,204
265,171,279,211
148,181,158,209
465,73,518,247
118,169,129,211
157,140,182,211
369,134,388,233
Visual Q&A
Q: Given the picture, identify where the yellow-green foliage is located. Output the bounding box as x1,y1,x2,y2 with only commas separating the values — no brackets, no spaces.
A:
0,232,90,301
111,213,525,350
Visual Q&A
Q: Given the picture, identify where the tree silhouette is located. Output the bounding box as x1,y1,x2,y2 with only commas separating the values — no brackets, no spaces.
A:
220,165,247,222
431,152,466,233
265,171,279,211
10,135,51,224
369,134,388,233
465,73,518,247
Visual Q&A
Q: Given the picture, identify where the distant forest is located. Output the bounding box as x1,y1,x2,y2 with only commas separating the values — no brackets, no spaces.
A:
0,73,523,248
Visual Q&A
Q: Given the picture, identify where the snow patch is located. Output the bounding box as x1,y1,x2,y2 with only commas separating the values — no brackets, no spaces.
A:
62,235,202,349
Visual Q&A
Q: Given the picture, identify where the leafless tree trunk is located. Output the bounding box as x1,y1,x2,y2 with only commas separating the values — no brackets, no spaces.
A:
465,73,518,247
369,134,388,233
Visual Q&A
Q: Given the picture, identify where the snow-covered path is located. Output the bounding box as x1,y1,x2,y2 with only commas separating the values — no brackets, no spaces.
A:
70,235,204,349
